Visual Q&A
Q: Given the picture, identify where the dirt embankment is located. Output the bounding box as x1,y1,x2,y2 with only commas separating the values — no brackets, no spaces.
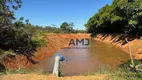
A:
34,33,90,60
94,34,142,59
2,33,90,70
3,33,142,70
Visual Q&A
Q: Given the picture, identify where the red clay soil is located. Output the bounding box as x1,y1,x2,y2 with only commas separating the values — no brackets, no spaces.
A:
2,33,90,70
94,34,142,59
34,33,90,60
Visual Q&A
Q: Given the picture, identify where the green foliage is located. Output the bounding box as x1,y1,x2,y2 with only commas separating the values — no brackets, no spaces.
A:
32,35,47,47
5,68,27,74
0,17,40,55
119,59,142,72
80,60,142,79
0,49,15,60
30,22,86,33
2,68,49,75
86,0,142,34
104,70,142,80
104,59,142,80
0,0,46,58
60,22,74,33
80,60,142,80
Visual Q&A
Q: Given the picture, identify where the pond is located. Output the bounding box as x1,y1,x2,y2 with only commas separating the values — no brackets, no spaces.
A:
33,39,130,76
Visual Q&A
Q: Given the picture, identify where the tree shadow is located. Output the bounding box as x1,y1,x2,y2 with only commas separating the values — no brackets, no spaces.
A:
110,34,141,45
92,33,142,45
23,53,39,65
1,53,39,71
91,33,109,41
0,63,5,72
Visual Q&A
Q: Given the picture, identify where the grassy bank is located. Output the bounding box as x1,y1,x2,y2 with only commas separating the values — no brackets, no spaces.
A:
1,63,142,80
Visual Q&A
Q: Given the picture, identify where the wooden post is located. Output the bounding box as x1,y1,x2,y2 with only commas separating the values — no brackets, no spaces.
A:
125,38,134,66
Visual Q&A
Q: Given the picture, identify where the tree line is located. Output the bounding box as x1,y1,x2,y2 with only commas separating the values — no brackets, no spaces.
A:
29,22,86,34
85,0,142,35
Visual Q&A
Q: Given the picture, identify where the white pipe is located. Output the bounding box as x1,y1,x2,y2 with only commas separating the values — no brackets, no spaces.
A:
53,55,60,77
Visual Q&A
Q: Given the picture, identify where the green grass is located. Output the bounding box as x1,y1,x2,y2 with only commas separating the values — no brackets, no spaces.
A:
32,36,47,47
104,59,142,80
4,68,27,74
80,60,142,80
0,68,49,76
104,68,142,80
0,67,142,80
80,65,111,76
80,68,142,80
0,59,142,80
0,49,15,59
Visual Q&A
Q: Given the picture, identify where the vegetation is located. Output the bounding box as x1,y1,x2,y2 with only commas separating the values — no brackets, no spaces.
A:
30,22,86,34
104,59,142,80
0,0,48,72
0,0,41,57
80,60,142,80
60,22,74,33
85,0,142,35
0,68,49,75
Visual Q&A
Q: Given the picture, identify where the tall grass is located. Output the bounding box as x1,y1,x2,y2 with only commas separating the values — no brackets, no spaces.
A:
0,68,49,76
80,60,142,80
104,68,142,80
104,59,142,80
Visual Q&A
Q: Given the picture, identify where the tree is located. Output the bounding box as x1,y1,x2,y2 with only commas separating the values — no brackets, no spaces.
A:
25,19,29,24
0,0,22,26
60,22,74,33
85,0,142,35
60,22,69,31
0,0,23,52
120,0,142,34
0,0,40,57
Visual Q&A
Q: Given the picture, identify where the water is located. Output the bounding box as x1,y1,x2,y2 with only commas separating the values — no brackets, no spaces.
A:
33,39,130,76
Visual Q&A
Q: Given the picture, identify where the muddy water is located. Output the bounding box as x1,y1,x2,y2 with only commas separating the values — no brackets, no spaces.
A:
33,39,130,76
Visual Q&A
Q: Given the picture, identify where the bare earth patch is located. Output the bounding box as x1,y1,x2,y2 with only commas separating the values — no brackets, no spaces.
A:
0,74,106,80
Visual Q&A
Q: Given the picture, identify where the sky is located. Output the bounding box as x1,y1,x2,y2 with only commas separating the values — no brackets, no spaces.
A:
15,0,112,30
